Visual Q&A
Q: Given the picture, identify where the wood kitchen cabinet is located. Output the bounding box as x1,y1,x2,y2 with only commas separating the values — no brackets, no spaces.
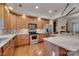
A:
9,39,15,56
4,8,17,29
44,40,69,56
0,48,2,56
2,38,15,56
15,34,29,46
10,13,17,29
16,15,28,29
16,16,22,29
0,4,4,20
3,42,10,56
38,33,46,42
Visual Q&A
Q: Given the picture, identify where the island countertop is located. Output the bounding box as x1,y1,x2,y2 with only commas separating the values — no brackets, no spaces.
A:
43,34,79,52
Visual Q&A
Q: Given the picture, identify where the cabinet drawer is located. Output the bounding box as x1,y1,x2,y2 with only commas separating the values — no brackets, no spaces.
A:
3,42,10,51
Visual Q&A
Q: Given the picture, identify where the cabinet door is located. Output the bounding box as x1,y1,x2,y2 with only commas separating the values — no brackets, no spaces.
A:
2,38,15,56
21,34,29,45
4,10,16,29
9,39,15,56
0,4,4,20
4,9,11,28
37,19,43,29
2,42,10,56
0,48,2,56
3,42,10,51
3,48,10,56
38,34,45,42
16,16,22,29
10,13,16,29
15,35,21,46
15,34,29,46
21,17,28,28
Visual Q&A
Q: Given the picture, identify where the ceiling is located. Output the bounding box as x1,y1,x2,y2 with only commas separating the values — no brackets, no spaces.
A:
6,3,79,19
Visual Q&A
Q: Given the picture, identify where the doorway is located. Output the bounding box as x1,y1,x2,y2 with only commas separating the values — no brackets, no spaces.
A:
53,20,57,34
71,22,76,34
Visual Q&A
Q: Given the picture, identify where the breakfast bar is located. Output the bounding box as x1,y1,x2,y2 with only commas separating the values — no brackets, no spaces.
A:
44,34,79,56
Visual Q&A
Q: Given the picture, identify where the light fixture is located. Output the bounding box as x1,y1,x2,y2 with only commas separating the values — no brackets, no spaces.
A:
5,6,9,13
9,7,13,10
38,51,42,55
19,4,22,7
35,6,39,9
38,17,41,20
22,14,26,18
54,10,57,12
22,14,26,16
49,10,52,13
5,6,7,9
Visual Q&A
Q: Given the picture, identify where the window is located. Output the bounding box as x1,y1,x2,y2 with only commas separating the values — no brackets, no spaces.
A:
0,19,4,27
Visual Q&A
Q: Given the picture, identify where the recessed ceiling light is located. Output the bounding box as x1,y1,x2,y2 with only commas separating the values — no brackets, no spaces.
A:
9,7,13,10
55,10,57,12
38,17,41,20
5,6,9,13
5,6,7,9
22,14,26,18
19,4,22,7
49,10,52,13
22,14,26,16
35,6,39,9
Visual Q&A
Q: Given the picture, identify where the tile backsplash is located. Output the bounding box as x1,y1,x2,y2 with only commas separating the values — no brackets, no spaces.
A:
0,27,4,34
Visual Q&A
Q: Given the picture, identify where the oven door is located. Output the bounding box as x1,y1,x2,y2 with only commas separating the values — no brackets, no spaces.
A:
30,35,38,44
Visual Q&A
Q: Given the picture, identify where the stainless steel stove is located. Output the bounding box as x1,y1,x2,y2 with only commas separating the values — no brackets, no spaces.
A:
29,34,38,44
28,23,38,44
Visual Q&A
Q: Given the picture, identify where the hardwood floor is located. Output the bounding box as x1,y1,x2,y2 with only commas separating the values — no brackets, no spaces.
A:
14,42,68,56
14,42,45,56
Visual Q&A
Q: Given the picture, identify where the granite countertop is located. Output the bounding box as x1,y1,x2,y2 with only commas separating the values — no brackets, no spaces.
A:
0,34,16,48
0,29,28,48
0,29,46,48
44,34,79,52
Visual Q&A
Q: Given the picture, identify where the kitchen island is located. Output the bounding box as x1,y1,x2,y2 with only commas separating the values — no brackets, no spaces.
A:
44,34,79,56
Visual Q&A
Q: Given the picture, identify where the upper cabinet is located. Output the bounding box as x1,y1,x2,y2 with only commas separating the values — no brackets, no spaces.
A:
10,13,17,29
3,3,49,29
0,4,4,20
16,16,22,29
37,19,43,29
37,19,49,29
4,9,17,29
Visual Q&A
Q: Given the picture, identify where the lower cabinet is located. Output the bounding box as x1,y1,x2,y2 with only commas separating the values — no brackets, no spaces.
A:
0,48,2,56
44,40,68,56
15,34,29,46
9,39,15,56
3,42,10,56
0,34,29,56
38,33,46,42
2,38,15,56
3,48,10,56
